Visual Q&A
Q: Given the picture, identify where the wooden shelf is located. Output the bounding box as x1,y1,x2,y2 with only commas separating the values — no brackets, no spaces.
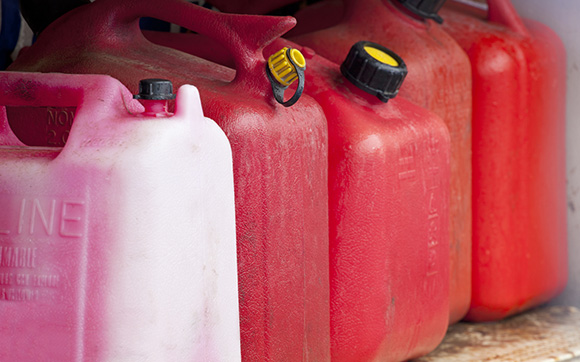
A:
414,306,580,362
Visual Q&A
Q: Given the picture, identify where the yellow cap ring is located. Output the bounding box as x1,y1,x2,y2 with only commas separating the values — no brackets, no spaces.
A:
268,47,306,87
266,47,306,107
289,48,306,69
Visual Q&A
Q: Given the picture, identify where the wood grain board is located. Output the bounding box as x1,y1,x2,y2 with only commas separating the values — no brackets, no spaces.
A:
414,306,580,362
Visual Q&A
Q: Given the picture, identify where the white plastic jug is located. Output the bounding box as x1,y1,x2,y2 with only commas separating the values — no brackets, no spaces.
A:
508,0,578,307
0,72,241,361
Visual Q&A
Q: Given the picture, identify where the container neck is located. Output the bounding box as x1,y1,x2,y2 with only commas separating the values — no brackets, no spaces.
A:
343,0,428,28
139,99,172,117
343,79,391,108
389,0,430,23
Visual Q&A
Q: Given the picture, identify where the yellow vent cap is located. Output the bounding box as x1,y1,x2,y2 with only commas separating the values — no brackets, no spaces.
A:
268,47,306,87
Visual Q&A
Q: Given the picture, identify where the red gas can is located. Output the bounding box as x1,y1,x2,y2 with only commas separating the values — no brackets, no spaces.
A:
290,0,473,323
265,38,451,361
9,1,330,360
440,0,567,321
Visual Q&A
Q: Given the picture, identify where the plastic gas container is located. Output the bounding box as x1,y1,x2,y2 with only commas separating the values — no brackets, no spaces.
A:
263,39,451,361
440,0,567,321
508,0,580,313
8,1,330,360
0,72,240,361
290,0,473,323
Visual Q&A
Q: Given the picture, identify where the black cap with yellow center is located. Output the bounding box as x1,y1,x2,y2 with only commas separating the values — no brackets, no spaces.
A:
341,41,407,103
397,0,446,24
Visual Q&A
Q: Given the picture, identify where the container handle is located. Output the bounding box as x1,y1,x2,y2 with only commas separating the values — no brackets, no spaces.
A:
0,72,134,108
487,0,529,36
0,72,138,146
102,0,296,86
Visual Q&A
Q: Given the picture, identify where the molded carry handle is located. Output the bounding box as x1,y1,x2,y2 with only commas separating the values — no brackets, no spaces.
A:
487,0,528,36
0,72,134,108
100,0,296,86
0,72,138,146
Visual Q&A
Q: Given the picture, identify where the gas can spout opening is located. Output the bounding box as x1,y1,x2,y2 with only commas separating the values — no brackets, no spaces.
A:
341,41,407,103
133,78,176,117
137,99,173,117
393,0,446,23
266,47,306,107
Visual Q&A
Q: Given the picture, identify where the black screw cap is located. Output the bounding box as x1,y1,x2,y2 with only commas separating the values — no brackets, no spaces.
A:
133,79,176,100
341,41,407,103
397,0,446,24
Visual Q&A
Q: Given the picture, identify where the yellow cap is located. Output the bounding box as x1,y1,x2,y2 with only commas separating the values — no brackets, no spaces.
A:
268,47,306,87
364,46,399,67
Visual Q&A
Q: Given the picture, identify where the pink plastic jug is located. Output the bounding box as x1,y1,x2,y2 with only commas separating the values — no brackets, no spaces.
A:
8,1,330,360
0,72,240,361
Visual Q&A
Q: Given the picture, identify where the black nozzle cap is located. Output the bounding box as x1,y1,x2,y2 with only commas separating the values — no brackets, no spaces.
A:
133,79,176,100
397,0,446,23
341,41,407,103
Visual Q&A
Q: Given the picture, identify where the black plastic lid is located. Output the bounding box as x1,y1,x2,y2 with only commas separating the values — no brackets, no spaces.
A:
133,79,176,100
397,0,446,24
341,41,407,103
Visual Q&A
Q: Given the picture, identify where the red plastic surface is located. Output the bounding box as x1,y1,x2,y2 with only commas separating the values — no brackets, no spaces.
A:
290,0,473,323
441,0,568,321
9,1,331,360
265,38,452,361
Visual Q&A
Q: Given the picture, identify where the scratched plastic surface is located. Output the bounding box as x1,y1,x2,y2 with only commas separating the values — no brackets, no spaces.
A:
290,0,473,323
441,0,567,322
262,39,452,361
0,72,240,361
8,1,330,360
